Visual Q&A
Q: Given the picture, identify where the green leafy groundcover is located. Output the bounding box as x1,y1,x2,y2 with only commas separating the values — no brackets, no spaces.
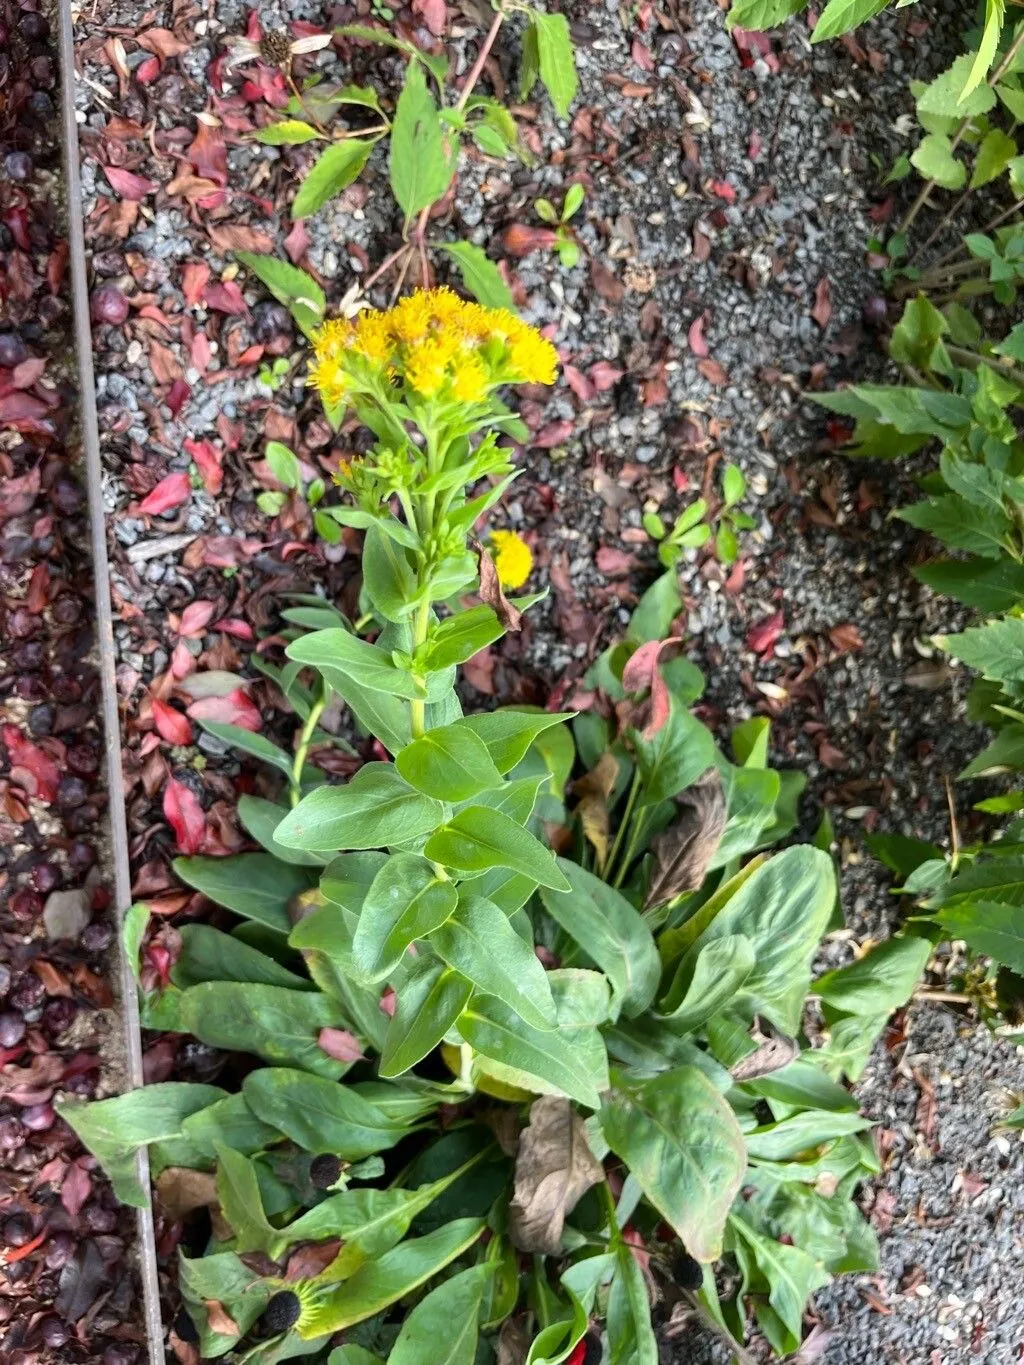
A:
61,571,930,1363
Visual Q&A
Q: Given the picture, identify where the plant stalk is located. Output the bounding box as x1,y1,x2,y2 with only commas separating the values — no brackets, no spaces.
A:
290,688,326,805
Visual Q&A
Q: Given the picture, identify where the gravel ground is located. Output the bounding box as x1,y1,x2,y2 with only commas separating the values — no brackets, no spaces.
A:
67,0,1024,1360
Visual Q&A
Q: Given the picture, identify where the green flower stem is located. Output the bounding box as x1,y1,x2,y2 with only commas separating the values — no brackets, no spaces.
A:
409,596,434,740
290,686,327,806
945,343,1024,389
607,769,641,888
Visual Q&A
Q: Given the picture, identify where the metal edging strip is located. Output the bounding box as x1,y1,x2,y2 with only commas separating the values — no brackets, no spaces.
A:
56,4,166,1360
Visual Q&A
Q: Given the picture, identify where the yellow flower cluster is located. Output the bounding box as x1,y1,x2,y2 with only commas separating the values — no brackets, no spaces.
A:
307,288,559,409
491,529,533,590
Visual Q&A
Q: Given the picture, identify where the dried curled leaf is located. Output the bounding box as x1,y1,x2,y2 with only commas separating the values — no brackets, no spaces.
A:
508,1095,604,1255
730,1025,799,1082
644,770,727,910
573,751,620,872
476,541,522,632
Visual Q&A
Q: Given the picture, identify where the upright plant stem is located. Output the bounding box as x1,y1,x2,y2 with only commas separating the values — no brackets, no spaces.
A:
290,689,326,806
607,770,641,887
409,596,433,740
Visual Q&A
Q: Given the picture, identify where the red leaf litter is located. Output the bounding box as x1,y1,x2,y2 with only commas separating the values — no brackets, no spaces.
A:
746,611,785,657
135,469,192,515
163,778,208,854
187,687,262,731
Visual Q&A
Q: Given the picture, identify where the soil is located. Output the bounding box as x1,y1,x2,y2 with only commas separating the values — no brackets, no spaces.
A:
60,0,1024,1360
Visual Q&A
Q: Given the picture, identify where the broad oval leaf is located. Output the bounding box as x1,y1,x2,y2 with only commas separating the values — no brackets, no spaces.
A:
425,805,570,890
242,1067,410,1158
461,710,576,774
380,961,474,1077
430,893,557,1030
388,1263,492,1365
173,853,315,931
275,764,445,852
353,853,458,981
459,994,603,1110
539,859,660,1019
657,934,756,1034
389,61,456,222
396,722,503,802
600,1065,746,1261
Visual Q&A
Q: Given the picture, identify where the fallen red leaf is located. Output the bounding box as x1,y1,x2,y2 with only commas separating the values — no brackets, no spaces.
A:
137,471,191,516
187,118,228,187
103,165,157,200
318,1028,367,1063
812,277,833,329
187,688,261,732
177,600,216,638
152,699,194,746
746,611,784,657
2,725,60,802
688,312,710,358
163,778,206,855
183,438,224,494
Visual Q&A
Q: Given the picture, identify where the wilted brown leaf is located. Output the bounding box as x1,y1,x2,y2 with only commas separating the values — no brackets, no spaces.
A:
497,1318,532,1365
155,1167,218,1219
573,751,619,872
203,1300,239,1337
508,1096,604,1255
812,277,832,329
644,770,726,910
476,541,522,632
730,1030,799,1082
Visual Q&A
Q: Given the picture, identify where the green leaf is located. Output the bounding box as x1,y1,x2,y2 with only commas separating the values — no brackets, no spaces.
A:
430,894,557,1030
727,1209,830,1350
631,698,718,806
896,495,1012,559
254,119,322,145
335,23,449,85
961,0,1005,104
174,982,355,1077
242,1067,410,1158
266,440,301,489
658,935,756,1032
539,859,660,1019
913,556,1024,612
607,1244,658,1365
532,12,579,117
292,138,375,219
57,1083,225,1207
122,901,148,983
388,1264,492,1365
971,127,1018,187
329,1349,383,1365
215,1143,277,1253
911,133,967,190
179,1094,280,1163
684,846,836,1032
935,900,1024,972
275,764,445,852
297,1218,485,1338
961,725,1024,777
389,60,455,222
380,962,474,1077
811,0,887,42
726,0,806,30
396,722,503,801
288,627,445,700
173,924,310,991
628,571,682,644
178,1250,270,1356
362,523,419,622
461,710,575,774
194,719,295,777
439,242,516,310
235,252,325,339
814,935,931,1014
460,995,603,1109
238,795,328,867
425,806,570,890
743,1110,873,1161
600,1067,747,1261
918,54,999,119
938,617,1024,682
353,853,458,981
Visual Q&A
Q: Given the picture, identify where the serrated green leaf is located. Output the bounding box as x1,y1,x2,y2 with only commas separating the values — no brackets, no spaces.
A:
533,12,579,117
254,119,322,145
235,252,325,339
389,60,456,222
811,0,887,42
439,241,516,310
292,139,375,219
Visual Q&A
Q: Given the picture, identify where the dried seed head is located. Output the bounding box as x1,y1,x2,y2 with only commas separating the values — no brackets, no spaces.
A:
261,1290,302,1334
259,30,293,67
309,1153,343,1190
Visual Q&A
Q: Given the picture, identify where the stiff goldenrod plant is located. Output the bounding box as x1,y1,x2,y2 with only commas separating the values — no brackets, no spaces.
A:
60,290,897,1364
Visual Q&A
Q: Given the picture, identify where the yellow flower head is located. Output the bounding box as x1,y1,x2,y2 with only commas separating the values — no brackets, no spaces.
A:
491,530,533,590
309,289,559,410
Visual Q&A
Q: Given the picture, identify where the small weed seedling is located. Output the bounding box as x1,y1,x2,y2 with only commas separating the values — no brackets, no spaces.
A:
534,182,585,267
644,463,754,568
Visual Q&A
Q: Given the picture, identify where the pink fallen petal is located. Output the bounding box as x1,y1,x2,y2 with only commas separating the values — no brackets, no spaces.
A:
177,600,216,639
152,699,194,746
687,313,710,358
104,165,158,200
